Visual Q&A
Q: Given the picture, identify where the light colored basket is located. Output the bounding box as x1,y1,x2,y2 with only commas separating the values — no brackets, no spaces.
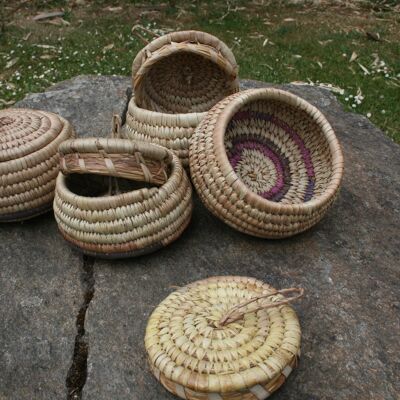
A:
54,137,193,258
0,108,74,222
123,29,239,166
189,88,344,238
145,276,303,400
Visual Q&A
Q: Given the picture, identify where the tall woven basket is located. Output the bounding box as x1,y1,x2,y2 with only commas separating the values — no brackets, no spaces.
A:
145,276,303,400
123,29,239,166
0,108,74,222
189,88,344,238
54,136,193,258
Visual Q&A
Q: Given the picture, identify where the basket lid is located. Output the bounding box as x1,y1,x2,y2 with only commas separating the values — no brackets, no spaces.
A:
145,276,302,397
132,30,239,114
0,108,65,162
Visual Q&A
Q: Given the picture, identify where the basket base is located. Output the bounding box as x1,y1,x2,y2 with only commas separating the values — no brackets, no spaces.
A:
65,239,164,260
0,202,53,223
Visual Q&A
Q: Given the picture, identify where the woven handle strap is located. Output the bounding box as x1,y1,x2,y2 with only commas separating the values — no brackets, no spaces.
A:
131,24,160,45
219,287,304,327
59,138,169,186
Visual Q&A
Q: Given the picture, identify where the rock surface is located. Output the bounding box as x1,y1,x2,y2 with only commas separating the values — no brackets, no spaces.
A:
3,75,398,399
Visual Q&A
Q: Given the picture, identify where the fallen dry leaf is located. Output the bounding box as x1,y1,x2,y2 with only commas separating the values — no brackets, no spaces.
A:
5,58,18,69
318,39,333,46
102,43,114,52
44,17,70,26
33,11,65,21
349,51,358,63
317,61,323,69
23,32,32,41
0,99,16,106
40,54,54,60
284,18,296,22
104,6,122,12
366,32,381,42
358,62,370,75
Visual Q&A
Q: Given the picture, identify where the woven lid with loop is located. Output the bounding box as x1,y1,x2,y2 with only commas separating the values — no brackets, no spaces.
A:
145,276,303,399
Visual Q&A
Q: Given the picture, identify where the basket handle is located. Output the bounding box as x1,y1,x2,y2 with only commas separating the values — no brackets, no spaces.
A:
131,24,160,45
218,287,304,327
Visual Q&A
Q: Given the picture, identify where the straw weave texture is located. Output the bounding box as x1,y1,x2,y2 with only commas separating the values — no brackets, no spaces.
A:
189,89,344,238
54,138,192,258
0,108,74,222
145,276,301,400
124,30,239,166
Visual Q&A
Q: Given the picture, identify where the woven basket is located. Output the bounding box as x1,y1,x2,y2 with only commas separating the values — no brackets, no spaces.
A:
0,108,74,222
189,88,344,238
123,29,239,166
145,276,303,400
54,137,193,258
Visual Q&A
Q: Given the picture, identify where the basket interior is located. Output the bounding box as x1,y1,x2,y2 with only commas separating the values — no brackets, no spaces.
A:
141,52,233,114
65,174,158,197
224,99,333,204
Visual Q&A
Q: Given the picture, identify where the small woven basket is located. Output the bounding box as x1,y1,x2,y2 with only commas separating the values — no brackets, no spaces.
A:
189,88,344,238
54,134,193,258
145,276,303,400
0,108,74,222
123,29,239,166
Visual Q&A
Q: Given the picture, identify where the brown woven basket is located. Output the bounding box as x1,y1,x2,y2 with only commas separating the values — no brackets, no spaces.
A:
145,276,303,400
123,29,239,166
54,137,193,258
189,88,344,238
0,108,74,222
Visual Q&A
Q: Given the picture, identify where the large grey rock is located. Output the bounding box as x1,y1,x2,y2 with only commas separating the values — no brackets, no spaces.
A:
3,75,399,400
0,215,82,399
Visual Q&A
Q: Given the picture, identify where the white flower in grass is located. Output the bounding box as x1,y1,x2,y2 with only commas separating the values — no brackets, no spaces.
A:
352,104,356,108
367,113,371,118
381,110,386,114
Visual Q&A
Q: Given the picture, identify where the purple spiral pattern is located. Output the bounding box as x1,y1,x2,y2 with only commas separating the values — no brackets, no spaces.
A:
226,111,316,202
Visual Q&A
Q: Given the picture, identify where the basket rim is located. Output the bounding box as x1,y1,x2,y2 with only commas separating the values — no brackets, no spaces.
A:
132,29,238,80
213,88,344,214
127,96,206,126
56,138,183,208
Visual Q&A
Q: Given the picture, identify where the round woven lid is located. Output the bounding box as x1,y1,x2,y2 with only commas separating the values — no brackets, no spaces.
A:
145,276,302,399
0,108,64,162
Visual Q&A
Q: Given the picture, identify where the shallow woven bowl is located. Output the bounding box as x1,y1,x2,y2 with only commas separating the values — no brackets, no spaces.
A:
123,30,239,166
0,108,74,222
145,276,301,400
54,138,193,258
189,89,344,238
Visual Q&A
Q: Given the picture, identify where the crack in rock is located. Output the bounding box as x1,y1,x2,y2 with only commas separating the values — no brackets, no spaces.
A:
66,255,95,400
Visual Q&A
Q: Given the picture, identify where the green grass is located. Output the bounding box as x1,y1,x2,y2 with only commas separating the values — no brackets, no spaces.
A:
0,0,399,142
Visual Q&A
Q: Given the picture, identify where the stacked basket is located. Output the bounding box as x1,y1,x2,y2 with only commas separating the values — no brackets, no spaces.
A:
0,108,74,222
122,30,240,166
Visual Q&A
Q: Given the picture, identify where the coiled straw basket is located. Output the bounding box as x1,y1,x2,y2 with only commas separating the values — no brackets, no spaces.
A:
145,276,303,400
0,108,74,222
54,125,192,258
189,89,344,238
123,29,239,166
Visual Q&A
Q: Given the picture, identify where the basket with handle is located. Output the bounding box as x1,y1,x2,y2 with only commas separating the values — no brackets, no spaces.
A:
145,276,303,399
54,116,193,258
189,88,344,238
0,108,74,222
122,29,239,167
